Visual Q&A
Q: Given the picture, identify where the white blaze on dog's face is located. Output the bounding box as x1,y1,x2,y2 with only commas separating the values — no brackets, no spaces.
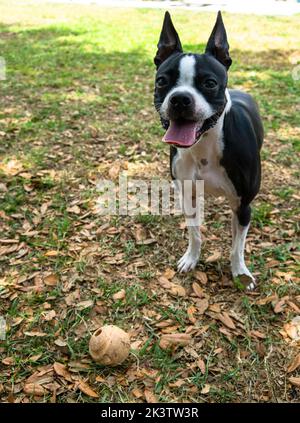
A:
160,55,213,124
154,11,231,148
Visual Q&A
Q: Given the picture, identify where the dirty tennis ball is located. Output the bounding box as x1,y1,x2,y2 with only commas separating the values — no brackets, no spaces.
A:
89,325,130,366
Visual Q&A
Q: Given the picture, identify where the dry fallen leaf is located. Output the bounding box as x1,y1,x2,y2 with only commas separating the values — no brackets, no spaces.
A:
283,316,300,341
288,377,300,387
192,282,204,298
144,389,158,403
44,274,59,286
40,202,49,215
205,251,222,263
65,289,80,306
273,299,286,314
24,383,48,396
104,253,125,265
158,276,172,289
201,384,210,394
11,317,24,327
163,268,176,280
287,301,300,314
53,362,73,382
216,312,236,330
29,354,42,362
134,225,147,242
257,294,278,305
196,298,209,315
54,339,67,347
43,310,56,321
24,331,47,337
155,320,173,328
44,250,58,257
170,283,186,297
159,333,192,350
187,305,197,323
287,354,300,373
158,276,186,297
0,244,19,256
169,379,186,388
250,330,266,339
26,369,53,385
131,340,143,350
67,205,81,214
77,379,99,398
132,388,144,398
194,271,208,285
136,238,156,245
113,289,126,301
161,325,180,334
209,303,221,313
76,300,94,310
196,358,206,374
2,357,14,366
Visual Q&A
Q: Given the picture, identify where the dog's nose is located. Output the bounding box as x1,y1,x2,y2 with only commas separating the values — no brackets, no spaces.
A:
170,93,193,109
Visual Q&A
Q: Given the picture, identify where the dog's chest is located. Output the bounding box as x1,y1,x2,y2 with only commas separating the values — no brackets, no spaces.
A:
172,127,239,205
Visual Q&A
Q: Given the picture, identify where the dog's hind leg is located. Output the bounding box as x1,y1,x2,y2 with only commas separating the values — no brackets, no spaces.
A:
231,205,256,290
177,181,202,273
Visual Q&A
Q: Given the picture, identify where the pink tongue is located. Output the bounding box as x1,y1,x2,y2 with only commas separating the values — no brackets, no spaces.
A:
163,120,197,147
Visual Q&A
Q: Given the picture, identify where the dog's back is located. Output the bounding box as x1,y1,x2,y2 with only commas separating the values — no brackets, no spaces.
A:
221,89,264,207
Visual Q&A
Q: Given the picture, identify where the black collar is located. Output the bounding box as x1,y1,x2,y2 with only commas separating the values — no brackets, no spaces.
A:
197,98,227,137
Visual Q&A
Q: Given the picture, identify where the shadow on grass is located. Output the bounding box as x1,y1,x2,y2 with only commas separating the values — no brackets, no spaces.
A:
0,22,299,160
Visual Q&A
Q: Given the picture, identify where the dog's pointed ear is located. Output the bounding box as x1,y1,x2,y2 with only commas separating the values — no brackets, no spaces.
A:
154,11,183,69
205,11,232,69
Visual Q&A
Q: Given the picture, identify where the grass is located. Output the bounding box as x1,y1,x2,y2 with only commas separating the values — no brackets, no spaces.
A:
0,0,300,403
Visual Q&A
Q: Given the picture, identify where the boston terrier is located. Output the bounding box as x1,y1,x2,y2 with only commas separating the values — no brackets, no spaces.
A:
154,11,263,290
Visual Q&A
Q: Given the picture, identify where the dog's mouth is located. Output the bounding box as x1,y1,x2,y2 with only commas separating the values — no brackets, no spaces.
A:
162,119,201,148
161,100,227,148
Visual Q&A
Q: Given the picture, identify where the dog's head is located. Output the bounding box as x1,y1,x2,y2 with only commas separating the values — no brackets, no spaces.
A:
154,11,232,148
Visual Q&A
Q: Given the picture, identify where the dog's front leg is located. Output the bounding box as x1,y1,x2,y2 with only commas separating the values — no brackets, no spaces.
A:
177,180,202,273
231,205,256,290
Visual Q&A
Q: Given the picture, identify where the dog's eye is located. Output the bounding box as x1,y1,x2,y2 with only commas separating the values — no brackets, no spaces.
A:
203,79,218,89
156,76,168,88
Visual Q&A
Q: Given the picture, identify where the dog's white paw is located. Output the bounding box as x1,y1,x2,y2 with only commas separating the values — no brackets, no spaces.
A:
177,250,199,273
231,256,257,291
232,269,256,291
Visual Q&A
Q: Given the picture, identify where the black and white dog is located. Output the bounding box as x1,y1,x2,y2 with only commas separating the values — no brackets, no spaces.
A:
154,12,263,290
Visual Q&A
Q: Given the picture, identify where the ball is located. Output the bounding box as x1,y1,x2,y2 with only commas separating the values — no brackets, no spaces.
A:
89,325,130,366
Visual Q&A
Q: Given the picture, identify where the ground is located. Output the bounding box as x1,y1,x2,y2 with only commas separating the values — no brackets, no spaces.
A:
0,0,300,403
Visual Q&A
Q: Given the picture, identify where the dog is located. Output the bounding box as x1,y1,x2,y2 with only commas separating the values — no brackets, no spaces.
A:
154,11,263,290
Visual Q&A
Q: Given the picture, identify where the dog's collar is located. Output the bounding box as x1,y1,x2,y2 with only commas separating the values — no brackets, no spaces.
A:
160,98,227,139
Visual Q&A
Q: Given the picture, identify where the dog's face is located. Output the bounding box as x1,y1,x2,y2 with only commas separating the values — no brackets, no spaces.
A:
154,11,232,148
